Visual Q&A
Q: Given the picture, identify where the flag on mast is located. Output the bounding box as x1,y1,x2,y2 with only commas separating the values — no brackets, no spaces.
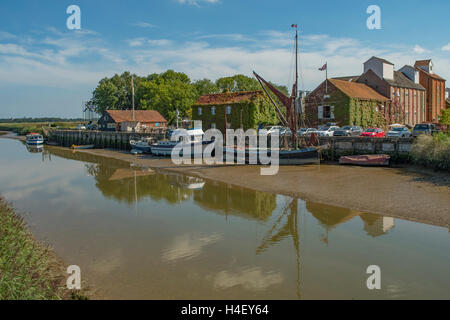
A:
318,63,327,71
291,24,297,28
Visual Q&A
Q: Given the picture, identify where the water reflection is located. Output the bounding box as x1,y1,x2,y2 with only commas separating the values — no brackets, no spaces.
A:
16,144,445,299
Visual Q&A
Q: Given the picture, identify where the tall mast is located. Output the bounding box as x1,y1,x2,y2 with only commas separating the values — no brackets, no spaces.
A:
131,75,135,122
295,27,298,102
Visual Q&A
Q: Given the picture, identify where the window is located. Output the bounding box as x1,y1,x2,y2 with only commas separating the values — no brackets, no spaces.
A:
198,107,202,116
226,105,232,115
211,106,216,115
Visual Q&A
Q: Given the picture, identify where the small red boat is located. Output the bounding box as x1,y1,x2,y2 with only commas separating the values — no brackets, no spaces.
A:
339,154,390,166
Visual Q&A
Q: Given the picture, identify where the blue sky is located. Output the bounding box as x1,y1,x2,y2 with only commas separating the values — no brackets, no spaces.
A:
1,0,449,118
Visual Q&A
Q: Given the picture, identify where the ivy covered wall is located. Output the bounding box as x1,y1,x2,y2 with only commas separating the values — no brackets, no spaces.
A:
192,96,279,131
305,82,386,128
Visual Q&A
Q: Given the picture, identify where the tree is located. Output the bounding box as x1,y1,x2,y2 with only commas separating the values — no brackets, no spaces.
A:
137,71,197,124
216,74,260,92
92,79,119,115
193,79,219,96
439,107,450,126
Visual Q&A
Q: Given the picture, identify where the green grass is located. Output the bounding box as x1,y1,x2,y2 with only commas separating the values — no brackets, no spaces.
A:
0,122,84,136
411,133,450,171
0,198,88,300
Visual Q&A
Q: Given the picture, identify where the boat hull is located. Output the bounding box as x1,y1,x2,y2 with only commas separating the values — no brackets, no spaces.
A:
339,154,390,166
224,147,320,165
26,140,44,145
151,141,214,157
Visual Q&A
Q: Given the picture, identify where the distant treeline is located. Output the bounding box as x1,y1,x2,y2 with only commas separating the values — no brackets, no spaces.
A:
0,117,84,123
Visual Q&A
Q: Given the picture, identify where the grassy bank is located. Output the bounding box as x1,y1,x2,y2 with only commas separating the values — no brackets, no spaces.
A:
0,122,83,136
0,198,88,300
411,133,450,171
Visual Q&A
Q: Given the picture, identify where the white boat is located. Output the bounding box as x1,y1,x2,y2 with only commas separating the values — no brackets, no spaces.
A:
129,138,152,153
26,133,44,145
151,128,214,157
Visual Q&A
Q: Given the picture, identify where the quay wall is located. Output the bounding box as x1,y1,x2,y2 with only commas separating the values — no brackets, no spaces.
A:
50,129,168,150
50,130,414,161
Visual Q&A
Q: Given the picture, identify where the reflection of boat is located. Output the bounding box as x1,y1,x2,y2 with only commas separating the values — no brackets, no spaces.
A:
26,144,43,153
26,133,44,145
151,128,214,157
71,144,95,150
179,176,206,190
129,138,152,153
339,154,390,166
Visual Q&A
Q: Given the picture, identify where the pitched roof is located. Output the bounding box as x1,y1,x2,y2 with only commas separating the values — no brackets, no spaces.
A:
329,79,388,101
385,71,426,91
416,66,445,81
415,59,431,67
332,75,361,82
106,110,167,123
367,56,394,66
194,91,263,106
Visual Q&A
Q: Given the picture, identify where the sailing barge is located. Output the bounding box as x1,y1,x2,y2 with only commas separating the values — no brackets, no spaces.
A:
225,24,320,165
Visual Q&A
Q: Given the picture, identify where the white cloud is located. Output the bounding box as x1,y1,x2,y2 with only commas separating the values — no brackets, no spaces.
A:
213,267,283,291
132,22,157,28
413,44,429,54
177,0,220,6
442,43,450,51
162,233,222,262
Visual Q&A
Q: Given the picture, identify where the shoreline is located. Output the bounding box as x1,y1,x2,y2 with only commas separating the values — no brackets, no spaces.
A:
70,146,450,229
0,198,91,300
2,133,449,228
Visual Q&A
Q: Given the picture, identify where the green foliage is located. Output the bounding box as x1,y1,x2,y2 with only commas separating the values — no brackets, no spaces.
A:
349,98,385,128
90,70,287,125
193,79,219,96
0,122,82,135
0,199,89,300
411,133,450,171
215,74,260,92
439,107,450,126
192,96,278,131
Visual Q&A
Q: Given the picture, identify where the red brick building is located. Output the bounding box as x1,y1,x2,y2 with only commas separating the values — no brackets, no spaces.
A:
414,60,446,123
358,57,426,126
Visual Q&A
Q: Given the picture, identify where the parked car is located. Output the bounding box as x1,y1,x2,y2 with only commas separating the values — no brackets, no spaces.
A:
333,126,363,136
386,126,411,138
361,128,385,138
76,124,86,130
412,123,439,137
279,127,292,136
302,128,319,137
317,126,340,137
264,126,284,135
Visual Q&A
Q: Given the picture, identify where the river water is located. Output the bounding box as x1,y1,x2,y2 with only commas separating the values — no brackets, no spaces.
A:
0,137,449,299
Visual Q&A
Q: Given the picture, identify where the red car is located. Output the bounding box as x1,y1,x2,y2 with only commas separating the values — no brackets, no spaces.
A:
361,128,385,138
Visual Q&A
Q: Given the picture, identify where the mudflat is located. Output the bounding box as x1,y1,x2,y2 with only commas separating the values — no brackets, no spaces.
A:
68,147,450,228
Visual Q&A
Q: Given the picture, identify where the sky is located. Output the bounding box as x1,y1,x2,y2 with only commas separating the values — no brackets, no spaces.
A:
0,0,449,118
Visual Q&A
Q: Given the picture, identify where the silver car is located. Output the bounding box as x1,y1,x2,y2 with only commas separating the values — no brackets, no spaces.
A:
386,126,411,138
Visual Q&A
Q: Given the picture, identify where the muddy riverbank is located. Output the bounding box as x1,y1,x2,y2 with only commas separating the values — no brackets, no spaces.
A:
60,147,450,228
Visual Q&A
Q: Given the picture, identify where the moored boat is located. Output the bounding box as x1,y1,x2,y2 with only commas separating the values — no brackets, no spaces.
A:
151,128,214,157
26,133,44,145
129,138,152,153
71,144,95,150
224,146,320,165
339,154,390,166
